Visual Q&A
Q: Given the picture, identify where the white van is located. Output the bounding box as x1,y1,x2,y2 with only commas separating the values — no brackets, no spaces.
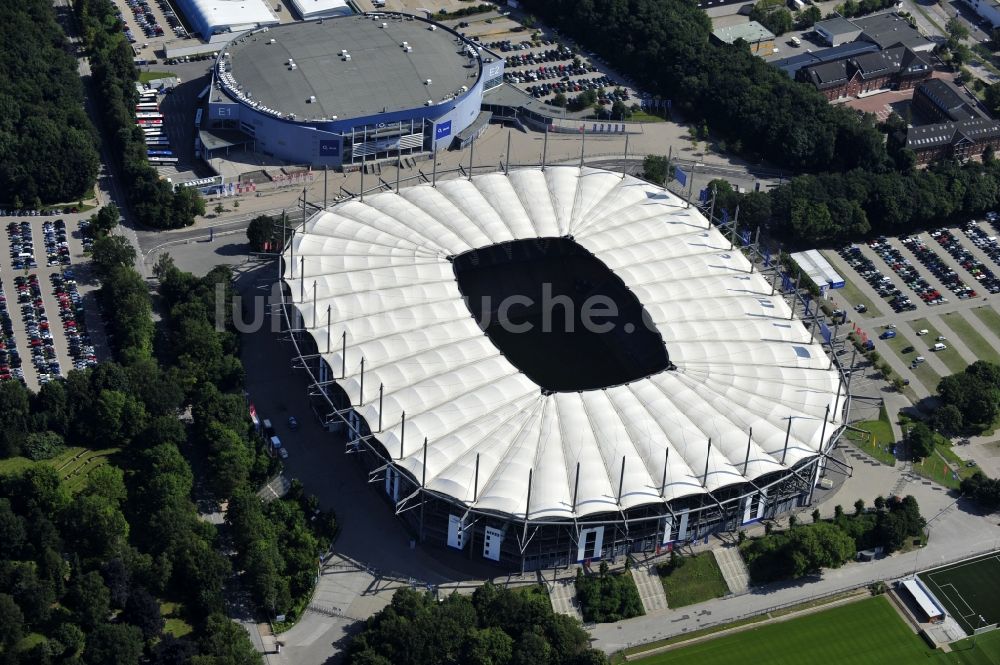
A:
916,329,929,336
933,342,947,351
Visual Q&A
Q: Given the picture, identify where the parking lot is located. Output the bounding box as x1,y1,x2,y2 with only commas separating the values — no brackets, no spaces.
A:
0,212,107,391
823,214,1000,399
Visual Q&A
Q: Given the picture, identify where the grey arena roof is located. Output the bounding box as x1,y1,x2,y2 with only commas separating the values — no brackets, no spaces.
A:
221,14,482,122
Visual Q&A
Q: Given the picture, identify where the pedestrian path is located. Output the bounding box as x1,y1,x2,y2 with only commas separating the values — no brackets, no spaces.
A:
548,577,583,621
712,546,749,594
630,561,669,613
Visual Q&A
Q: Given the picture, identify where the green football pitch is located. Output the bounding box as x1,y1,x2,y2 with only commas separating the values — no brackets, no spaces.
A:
633,596,1000,665
920,554,1000,635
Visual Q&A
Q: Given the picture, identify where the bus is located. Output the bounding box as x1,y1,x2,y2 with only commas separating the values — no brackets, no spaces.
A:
194,108,203,129
138,92,157,102
136,119,163,125
145,139,171,146
141,128,164,136
197,84,211,100
148,156,179,164
136,112,163,119
136,102,159,111
147,150,174,156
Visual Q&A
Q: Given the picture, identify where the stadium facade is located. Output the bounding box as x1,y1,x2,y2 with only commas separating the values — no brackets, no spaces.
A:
279,166,849,571
206,13,502,167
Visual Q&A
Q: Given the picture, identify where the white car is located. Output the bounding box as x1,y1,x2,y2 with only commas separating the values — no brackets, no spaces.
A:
916,329,929,336
278,447,289,460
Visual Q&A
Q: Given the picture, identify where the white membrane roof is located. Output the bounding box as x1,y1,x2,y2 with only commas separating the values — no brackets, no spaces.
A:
283,167,842,520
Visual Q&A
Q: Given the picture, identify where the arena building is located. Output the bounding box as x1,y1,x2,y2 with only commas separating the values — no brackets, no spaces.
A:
206,13,503,167
279,166,849,571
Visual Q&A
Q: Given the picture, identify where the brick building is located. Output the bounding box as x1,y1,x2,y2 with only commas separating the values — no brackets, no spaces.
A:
911,79,979,122
905,118,1000,165
797,46,931,100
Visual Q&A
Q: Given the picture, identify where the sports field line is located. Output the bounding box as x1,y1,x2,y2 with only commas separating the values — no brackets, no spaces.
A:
925,554,1000,578
937,583,976,618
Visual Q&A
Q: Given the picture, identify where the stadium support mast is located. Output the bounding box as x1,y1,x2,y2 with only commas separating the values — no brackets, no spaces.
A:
359,357,365,406
396,149,401,194
473,453,481,502
299,257,304,301
617,455,626,504
378,383,384,432
432,148,438,187
326,305,331,353
341,331,346,378
323,165,328,210
312,280,317,328
420,436,428,541
572,462,581,513
505,131,511,176
542,128,549,171
782,418,792,465
729,205,739,250
622,134,629,179
707,186,716,230
703,438,712,487
469,134,475,180
580,127,586,168
399,411,406,459
660,448,669,498
360,157,366,203
744,428,753,475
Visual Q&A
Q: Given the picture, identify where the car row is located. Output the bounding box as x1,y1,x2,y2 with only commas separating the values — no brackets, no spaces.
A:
8,221,38,270
902,234,977,300
502,47,578,68
932,229,1000,295
79,219,96,253
838,245,916,313
42,219,71,268
155,0,188,38
0,280,23,383
506,64,591,83
53,273,97,372
124,0,164,38
0,209,70,217
960,221,1000,275
14,274,59,384
869,236,943,306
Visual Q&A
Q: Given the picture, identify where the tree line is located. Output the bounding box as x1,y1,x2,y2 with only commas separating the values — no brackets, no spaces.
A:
740,496,925,583
346,583,608,665
73,0,204,229
0,0,99,207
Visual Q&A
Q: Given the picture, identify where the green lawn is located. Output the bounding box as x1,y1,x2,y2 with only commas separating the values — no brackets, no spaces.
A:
971,307,1000,355
904,319,968,374
656,552,730,608
627,110,668,123
879,331,941,394
834,275,882,318
843,407,897,465
161,602,193,638
632,596,1000,665
941,312,1000,365
138,70,172,83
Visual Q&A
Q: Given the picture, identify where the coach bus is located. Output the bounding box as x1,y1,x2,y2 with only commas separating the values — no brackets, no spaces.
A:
141,127,164,135
194,108,203,129
197,84,210,100
136,112,163,119
147,149,174,156
145,138,171,145
148,156,179,164
136,102,159,111
136,119,163,126
138,89,157,98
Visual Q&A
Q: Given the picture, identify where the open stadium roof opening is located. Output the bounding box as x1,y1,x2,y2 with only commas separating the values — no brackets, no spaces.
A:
282,167,843,527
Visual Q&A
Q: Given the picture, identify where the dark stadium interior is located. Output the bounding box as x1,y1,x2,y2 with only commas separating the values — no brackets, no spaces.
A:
452,238,669,393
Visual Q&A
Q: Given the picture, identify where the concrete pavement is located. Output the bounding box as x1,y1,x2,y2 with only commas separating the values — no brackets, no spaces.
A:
549,578,583,621
630,562,669,614
713,547,749,595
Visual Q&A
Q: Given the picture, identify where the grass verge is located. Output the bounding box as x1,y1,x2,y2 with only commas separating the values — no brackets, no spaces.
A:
834,275,882,318
656,552,730,608
843,406,897,465
904,319,968,374
138,70,173,83
940,311,1000,365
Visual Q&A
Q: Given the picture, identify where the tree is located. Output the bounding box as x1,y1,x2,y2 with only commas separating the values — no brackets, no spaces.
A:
854,499,865,516
932,403,964,434
551,92,567,108
812,509,821,523
0,379,31,457
83,624,145,665
92,203,121,236
65,570,111,630
464,627,514,665
23,430,65,460
795,5,822,28
199,613,263,665
92,235,137,277
246,215,276,252
641,155,671,184
123,587,165,641
946,17,970,41
0,593,23,652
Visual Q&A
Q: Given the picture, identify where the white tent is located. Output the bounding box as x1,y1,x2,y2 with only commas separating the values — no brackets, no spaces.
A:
283,166,842,521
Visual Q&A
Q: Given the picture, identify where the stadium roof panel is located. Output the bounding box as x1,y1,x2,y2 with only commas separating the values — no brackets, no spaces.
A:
283,167,842,520
223,14,481,121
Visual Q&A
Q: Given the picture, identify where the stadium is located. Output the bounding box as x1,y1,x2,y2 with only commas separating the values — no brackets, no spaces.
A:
279,166,849,571
205,12,503,167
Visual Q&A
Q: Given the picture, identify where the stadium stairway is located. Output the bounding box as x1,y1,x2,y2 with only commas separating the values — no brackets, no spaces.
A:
713,546,750,594
630,561,669,613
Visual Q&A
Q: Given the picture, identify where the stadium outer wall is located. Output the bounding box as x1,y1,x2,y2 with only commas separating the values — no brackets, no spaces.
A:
206,16,500,168
275,182,852,573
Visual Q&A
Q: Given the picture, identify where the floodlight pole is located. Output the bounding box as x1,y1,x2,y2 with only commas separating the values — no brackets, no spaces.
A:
326,305,331,353
505,131,511,176
621,133,629,180
660,448,669,498
703,438,712,488
541,127,549,171
782,417,792,465
378,383,384,432
744,428,753,476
